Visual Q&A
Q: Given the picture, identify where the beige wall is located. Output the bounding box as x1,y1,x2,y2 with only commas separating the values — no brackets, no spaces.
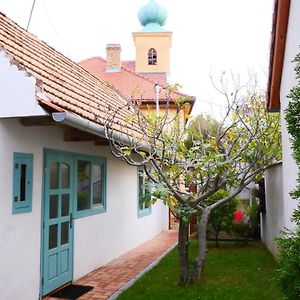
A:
133,31,172,73
140,105,186,132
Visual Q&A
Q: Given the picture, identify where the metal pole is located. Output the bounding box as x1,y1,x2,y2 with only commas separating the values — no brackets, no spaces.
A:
154,84,161,116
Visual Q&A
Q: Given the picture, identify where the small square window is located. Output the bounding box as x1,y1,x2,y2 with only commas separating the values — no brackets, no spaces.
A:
12,153,33,214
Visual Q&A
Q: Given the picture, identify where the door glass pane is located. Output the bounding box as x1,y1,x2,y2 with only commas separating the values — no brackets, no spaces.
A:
62,163,70,189
61,222,69,245
77,160,91,211
61,194,70,216
20,164,27,201
49,195,59,219
49,224,58,250
92,164,102,205
138,168,146,210
50,162,59,189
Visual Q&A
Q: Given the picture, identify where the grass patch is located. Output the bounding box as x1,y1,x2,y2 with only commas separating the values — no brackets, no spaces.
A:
117,241,283,300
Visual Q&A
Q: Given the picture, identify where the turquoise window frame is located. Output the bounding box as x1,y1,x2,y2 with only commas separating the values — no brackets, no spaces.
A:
137,166,151,217
74,154,106,219
12,152,33,214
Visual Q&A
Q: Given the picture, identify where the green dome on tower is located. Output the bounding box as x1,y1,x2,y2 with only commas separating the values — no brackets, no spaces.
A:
138,0,167,32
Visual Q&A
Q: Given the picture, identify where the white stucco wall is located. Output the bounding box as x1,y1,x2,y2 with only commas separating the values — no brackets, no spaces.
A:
0,118,168,300
73,150,169,280
261,163,283,255
279,0,300,230
0,119,44,300
0,51,47,118
262,0,300,255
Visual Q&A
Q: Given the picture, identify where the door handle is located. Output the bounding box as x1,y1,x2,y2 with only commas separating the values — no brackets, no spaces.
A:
70,212,73,229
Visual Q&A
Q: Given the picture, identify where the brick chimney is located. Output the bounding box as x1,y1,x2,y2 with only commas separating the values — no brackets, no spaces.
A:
106,44,121,72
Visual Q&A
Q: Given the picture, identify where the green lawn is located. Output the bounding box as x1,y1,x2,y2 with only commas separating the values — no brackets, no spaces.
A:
117,241,283,300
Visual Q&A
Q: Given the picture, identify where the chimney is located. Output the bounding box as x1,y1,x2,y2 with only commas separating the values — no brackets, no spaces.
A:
106,44,121,72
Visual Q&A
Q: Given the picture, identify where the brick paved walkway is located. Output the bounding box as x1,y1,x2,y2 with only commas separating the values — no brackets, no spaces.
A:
45,230,178,300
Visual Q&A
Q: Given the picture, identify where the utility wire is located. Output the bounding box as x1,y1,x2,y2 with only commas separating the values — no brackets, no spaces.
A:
42,0,72,58
26,0,36,30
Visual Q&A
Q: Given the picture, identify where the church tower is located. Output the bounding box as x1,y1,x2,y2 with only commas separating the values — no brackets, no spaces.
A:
133,0,172,75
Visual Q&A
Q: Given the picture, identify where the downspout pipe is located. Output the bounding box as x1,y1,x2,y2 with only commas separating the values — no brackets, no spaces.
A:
52,111,149,151
154,84,161,116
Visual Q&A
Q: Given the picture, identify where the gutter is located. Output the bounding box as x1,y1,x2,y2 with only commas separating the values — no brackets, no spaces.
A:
51,111,149,151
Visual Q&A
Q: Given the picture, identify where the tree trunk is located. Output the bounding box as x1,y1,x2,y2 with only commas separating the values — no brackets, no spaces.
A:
178,217,190,285
195,207,210,279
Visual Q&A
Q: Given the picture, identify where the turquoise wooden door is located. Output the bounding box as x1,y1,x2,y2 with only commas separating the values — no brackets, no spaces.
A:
42,151,74,295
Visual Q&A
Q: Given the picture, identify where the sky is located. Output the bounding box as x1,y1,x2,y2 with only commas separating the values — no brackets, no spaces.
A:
0,0,274,116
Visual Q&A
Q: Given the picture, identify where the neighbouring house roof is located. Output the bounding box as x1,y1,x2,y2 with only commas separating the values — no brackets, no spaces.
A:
267,0,291,111
79,57,195,113
121,60,167,86
0,12,135,131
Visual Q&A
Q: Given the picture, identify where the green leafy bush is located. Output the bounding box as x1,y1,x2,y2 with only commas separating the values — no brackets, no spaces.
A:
231,200,261,240
276,228,300,299
276,204,300,299
276,51,300,299
206,190,238,246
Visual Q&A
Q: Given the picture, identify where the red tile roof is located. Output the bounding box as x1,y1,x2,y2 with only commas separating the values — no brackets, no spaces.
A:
79,57,195,111
122,60,136,71
0,12,134,130
121,60,167,86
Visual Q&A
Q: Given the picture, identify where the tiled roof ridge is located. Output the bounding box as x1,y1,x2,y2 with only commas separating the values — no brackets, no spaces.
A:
0,12,144,134
0,11,41,43
79,57,136,101
120,65,194,100
79,56,189,99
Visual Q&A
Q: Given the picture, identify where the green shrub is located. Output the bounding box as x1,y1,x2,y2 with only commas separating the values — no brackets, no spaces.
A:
276,204,300,299
231,201,260,240
276,227,300,299
247,200,261,239
232,221,251,240
206,190,238,246
276,51,300,299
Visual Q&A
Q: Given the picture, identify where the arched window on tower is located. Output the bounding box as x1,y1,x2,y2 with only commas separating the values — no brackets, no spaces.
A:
148,48,157,65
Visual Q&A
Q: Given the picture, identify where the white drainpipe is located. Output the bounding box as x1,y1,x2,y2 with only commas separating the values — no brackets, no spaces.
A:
154,84,161,116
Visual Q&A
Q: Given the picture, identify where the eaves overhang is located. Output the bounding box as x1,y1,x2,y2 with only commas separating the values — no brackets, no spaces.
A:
267,0,291,112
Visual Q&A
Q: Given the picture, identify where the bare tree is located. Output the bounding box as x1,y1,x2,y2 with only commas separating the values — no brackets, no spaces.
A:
103,76,281,284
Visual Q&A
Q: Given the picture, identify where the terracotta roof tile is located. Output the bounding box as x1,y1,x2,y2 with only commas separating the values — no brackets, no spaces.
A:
79,57,195,111
122,60,136,71
122,60,167,86
0,12,134,130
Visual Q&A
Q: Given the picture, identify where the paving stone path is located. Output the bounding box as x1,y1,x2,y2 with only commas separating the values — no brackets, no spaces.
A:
45,230,178,300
